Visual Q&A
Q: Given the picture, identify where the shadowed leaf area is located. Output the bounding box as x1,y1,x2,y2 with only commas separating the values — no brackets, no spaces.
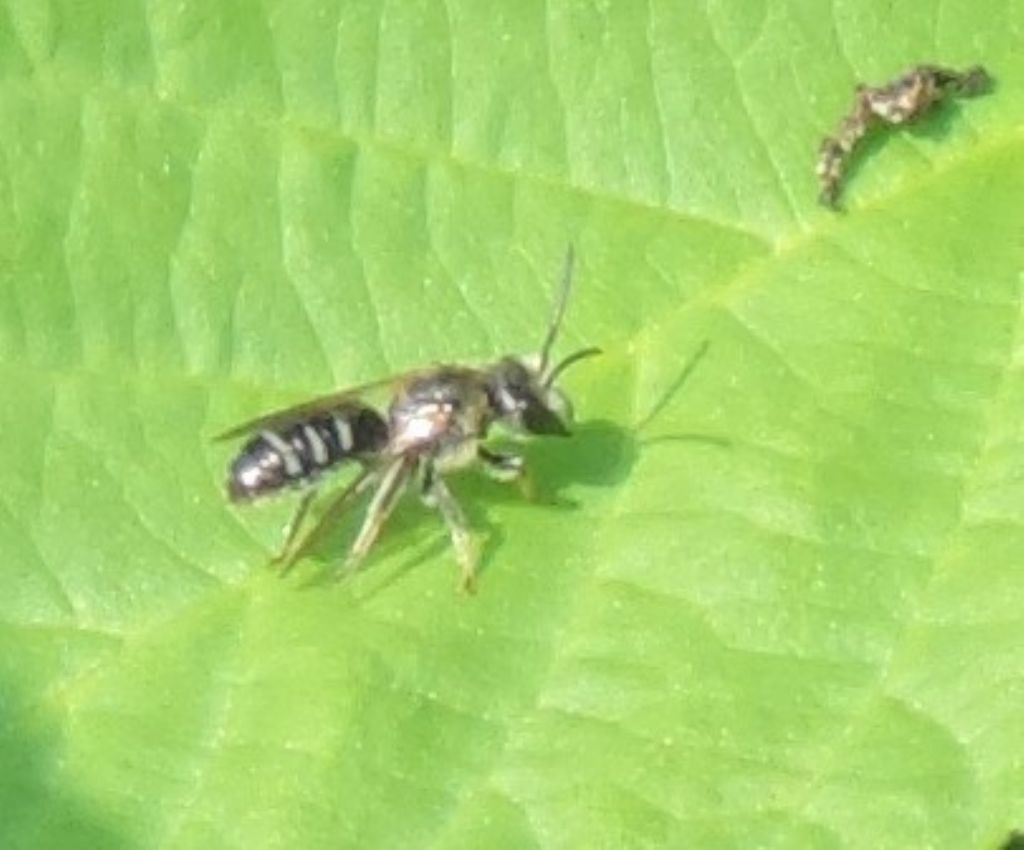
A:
0,1,1022,848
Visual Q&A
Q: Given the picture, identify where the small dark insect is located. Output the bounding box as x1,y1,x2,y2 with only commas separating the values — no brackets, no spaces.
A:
817,63,992,207
219,248,600,592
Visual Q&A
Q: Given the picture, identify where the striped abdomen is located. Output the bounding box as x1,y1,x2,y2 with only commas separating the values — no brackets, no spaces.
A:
227,405,388,502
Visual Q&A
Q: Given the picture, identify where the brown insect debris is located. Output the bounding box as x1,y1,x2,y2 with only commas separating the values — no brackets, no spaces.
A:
816,64,992,207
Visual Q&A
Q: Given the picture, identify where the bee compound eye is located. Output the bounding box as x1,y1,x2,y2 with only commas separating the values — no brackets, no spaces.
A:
522,400,570,436
544,386,574,427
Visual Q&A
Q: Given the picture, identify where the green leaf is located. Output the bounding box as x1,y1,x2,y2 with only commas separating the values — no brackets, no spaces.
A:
1,1,1022,848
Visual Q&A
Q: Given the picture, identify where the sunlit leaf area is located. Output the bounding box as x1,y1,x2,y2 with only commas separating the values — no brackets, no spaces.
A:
0,1,1021,848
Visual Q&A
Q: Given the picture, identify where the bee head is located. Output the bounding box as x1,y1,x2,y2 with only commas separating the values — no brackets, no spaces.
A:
486,356,572,436
487,245,600,436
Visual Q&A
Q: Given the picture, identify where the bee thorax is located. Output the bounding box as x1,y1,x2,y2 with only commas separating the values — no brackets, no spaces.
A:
390,404,453,452
387,369,492,463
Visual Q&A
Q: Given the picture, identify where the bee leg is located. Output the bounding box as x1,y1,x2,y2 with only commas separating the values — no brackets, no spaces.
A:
270,489,318,569
344,456,414,576
281,467,376,573
478,446,524,481
478,447,535,501
422,469,479,594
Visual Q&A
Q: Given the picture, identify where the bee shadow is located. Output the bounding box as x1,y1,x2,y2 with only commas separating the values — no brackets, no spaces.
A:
291,418,640,595
505,417,639,500
397,420,729,590
461,420,728,584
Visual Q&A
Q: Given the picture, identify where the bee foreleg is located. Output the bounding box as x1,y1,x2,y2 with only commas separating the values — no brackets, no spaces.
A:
423,473,480,594
478,446,536,501
478,446,524,481
271,488,318,571
344,457,414,576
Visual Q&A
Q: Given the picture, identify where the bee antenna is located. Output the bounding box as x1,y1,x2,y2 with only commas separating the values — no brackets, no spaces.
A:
539,245,576,374
544,346,603,388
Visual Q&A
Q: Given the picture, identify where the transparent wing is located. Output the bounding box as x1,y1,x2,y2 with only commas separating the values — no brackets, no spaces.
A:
213,375,401,442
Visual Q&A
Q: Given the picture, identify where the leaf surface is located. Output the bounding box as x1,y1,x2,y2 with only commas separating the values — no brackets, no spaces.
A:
0,1,1022,848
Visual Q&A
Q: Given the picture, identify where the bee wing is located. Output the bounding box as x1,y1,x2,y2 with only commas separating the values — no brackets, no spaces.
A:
213,375,400,442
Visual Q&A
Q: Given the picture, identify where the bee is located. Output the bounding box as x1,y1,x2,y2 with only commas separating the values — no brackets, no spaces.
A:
218,248,600,591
